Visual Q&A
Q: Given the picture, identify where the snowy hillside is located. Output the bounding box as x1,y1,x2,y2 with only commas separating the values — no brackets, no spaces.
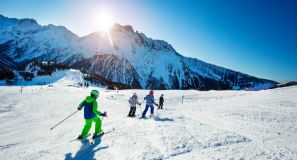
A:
0,15,278,90
0,69,86,87
0,84,296,159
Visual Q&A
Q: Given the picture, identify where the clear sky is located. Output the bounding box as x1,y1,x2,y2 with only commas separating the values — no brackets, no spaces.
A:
0,0,296,82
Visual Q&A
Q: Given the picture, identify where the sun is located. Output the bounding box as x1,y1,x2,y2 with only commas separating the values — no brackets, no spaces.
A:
93,10,114,32
91,9,114,47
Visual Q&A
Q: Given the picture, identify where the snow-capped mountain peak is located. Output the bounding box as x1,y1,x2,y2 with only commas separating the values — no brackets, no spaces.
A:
111,23,135,33
0,15,278,90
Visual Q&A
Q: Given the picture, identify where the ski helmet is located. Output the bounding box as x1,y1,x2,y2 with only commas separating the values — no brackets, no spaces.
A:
150,90,154,95
133,92,137,96
161,94,164,97
91,89,99,97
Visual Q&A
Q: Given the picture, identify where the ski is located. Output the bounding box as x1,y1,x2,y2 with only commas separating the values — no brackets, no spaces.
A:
82,128,115,143
90,128,115,144
69,133,91,142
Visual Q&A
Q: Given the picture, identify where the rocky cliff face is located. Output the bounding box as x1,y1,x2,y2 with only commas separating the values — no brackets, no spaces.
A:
72,54,141,88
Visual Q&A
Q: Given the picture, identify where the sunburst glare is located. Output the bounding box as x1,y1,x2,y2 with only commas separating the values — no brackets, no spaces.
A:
92,9,114,47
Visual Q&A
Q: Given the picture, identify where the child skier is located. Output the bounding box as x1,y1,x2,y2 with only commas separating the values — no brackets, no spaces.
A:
142,90,158,118
77,89,107,139
158,94,164,109
127,92,141,117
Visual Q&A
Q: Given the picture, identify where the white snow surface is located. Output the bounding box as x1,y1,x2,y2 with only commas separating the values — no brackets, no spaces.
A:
0,85,296,160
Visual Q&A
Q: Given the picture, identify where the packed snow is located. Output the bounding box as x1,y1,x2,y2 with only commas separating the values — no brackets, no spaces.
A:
0,84,296,159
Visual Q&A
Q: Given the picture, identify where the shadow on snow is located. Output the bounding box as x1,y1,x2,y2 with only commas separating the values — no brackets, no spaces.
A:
64,138,108,160
154,117,174,122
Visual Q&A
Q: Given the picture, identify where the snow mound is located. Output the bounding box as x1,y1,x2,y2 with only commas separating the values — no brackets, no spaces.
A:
54,69,85,86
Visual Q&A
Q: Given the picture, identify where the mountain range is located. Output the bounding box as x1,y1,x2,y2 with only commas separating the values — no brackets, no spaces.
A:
0,15,278,90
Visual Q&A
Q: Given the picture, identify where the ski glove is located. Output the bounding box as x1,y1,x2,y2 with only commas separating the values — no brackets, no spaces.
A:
78,107,82,111
100,112,107,117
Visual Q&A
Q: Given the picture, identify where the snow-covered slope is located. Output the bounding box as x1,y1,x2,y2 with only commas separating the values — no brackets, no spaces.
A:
0,85,296,159
51,69,85,86
0,15,278,90
0,69,86,86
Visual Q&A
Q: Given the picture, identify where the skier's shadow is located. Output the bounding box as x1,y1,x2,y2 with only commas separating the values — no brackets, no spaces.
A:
154,116,174,122
64,138,108,160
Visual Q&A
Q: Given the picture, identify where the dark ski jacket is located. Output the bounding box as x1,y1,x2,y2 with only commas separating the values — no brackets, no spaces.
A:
159,96,164,104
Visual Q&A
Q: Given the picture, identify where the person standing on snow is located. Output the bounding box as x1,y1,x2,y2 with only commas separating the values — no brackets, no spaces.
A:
158,94,164,109
142,90,158,118
127,92,141,117
77,90,107,139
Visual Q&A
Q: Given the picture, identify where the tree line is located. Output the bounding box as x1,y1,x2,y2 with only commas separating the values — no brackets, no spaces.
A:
84,73,141,90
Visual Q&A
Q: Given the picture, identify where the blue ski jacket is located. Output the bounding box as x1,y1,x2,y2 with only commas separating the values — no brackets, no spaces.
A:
144,94,156,106
78,96,101,119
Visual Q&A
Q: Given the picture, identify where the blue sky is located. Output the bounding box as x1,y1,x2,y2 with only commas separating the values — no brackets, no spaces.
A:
0,0,296,82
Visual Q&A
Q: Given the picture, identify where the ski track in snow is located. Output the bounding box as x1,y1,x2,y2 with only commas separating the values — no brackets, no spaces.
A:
0,86,297,160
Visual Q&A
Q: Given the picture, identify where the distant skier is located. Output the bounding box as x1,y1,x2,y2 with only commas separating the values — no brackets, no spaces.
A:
84,82,88,88
127,92,141,117
158,94,164,109
77,90,107,139
142,90,158,118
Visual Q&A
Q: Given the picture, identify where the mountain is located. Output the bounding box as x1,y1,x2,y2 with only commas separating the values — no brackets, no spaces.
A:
71,54,142,88
0,15,278,90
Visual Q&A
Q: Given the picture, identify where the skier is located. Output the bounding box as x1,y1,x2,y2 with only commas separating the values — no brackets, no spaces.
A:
77,89,107,139
158,94,164,109
142,90,158,118
127,92,141,117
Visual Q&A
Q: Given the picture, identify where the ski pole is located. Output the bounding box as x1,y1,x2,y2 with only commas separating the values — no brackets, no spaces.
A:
137,103,142,116
139,99,145,116
50,110,78,130
126,105,130,117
